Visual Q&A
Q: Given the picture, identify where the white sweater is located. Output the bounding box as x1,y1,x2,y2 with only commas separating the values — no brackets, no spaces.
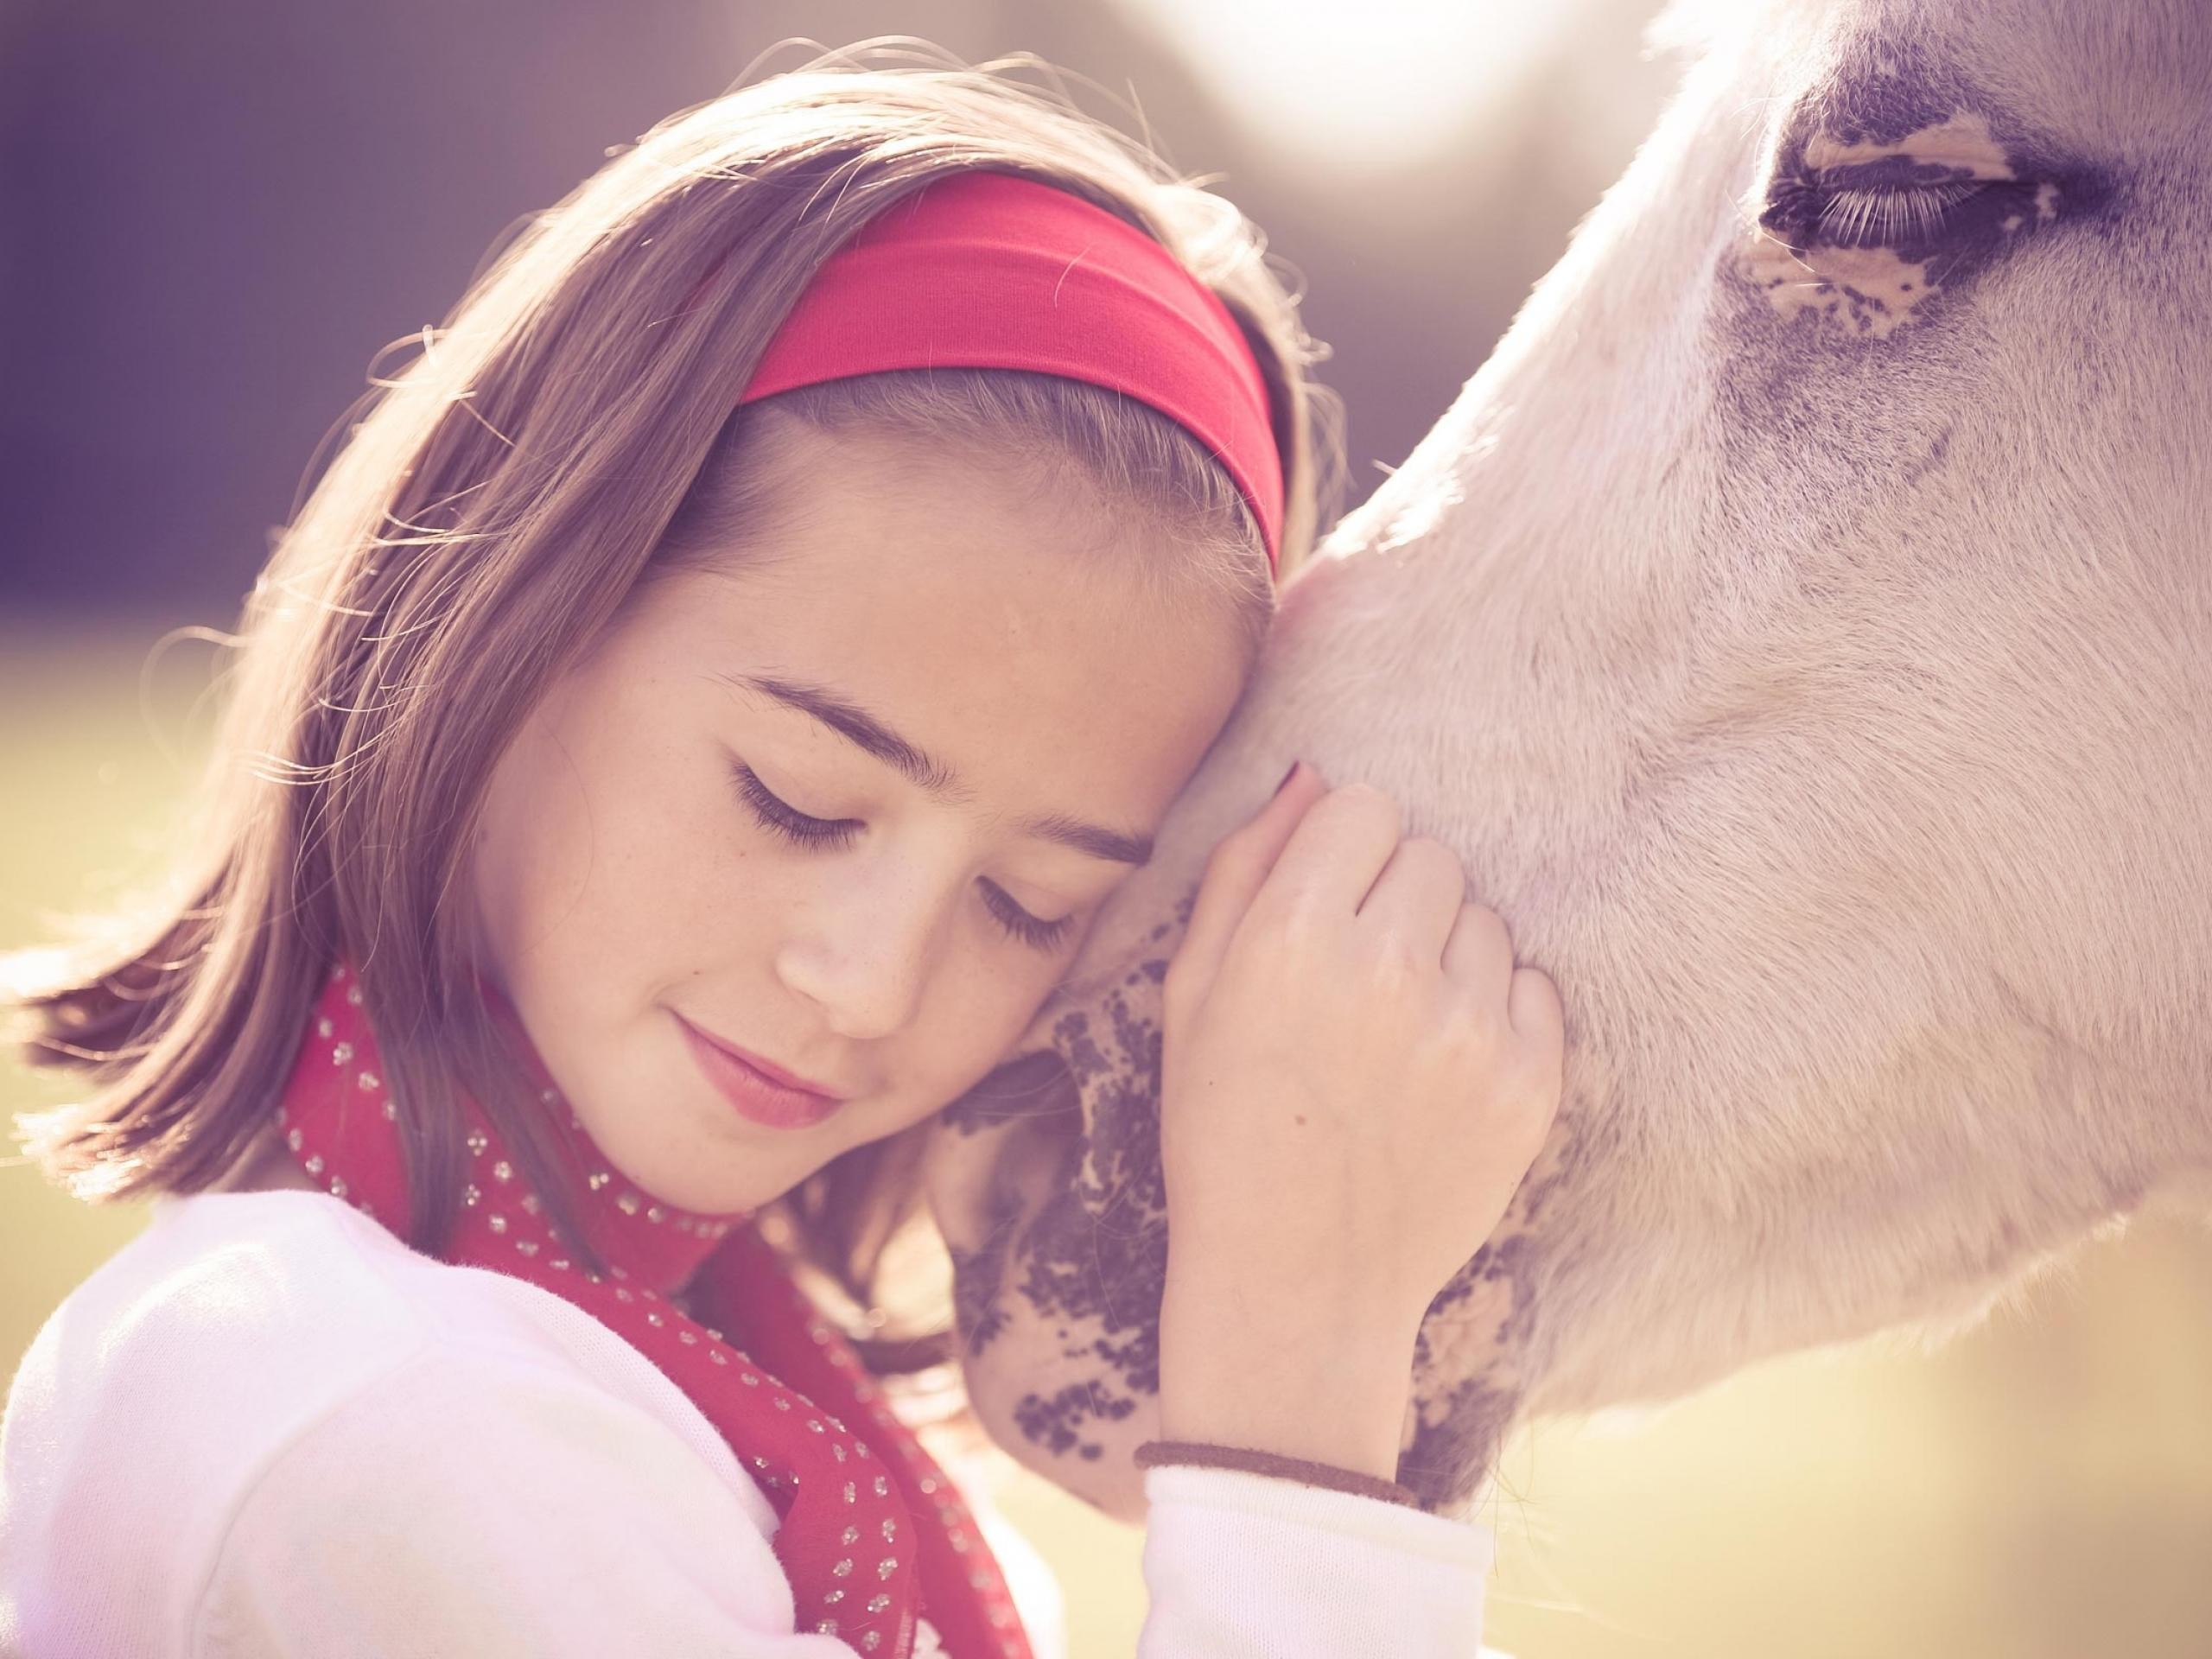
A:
0,1191,1507,1658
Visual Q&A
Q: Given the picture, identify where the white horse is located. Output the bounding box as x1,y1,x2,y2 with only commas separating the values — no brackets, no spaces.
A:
923,0,2212,1524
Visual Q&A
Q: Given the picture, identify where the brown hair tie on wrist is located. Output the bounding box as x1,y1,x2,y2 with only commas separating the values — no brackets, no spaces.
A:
1134,1440,1421,1510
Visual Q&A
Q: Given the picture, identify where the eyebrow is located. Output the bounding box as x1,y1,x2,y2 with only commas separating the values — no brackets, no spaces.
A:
715,671,1155,868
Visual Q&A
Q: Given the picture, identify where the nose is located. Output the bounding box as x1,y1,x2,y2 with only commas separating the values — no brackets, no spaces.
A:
774,855,957,1043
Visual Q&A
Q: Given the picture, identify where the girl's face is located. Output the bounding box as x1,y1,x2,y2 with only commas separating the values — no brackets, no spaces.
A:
469,420,1249,1216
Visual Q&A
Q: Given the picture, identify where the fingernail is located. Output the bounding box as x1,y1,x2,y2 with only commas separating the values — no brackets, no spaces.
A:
1274,761,1300,798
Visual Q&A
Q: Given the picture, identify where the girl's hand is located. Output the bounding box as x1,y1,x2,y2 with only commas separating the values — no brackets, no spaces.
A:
1154,761,1564,1471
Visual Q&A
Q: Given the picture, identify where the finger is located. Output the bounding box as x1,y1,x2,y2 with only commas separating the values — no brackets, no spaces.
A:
1253,780,1405,925
1439,900,1515,1007
1168,760,1331,1003
1508,963,1565,1059
1355,837,1467,965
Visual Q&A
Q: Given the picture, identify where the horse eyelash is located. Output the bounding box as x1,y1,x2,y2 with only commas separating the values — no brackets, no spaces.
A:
1811,179,1987,246
728,763,1075,953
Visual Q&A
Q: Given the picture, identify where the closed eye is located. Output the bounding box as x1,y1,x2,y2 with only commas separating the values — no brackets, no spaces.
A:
1812,181,1986,245
1762,173,2043,251
729,762,1077,953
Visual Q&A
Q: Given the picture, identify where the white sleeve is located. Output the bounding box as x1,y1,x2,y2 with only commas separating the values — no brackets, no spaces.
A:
188,1344,859,1658
1136,1463,1501,1657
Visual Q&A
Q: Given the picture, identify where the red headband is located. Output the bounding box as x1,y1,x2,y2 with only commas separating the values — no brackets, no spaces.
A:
738,172,1285,570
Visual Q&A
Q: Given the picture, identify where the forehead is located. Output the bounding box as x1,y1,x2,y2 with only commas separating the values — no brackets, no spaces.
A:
1661,0,2211,143
718,423,1177,660
638,423,1248,801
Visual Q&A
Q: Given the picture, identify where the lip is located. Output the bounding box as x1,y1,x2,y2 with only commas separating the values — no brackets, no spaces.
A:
673,1012,847,1131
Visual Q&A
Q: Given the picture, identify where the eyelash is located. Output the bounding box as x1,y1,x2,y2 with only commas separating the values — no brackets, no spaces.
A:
1810,180,1986,245
730,763,1076,953
1765,176,2017,250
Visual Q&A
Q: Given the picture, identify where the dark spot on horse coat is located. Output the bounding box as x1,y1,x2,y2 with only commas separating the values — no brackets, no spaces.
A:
940,878,1606,1510
1902,424,1952,486
1735,37,2118,352
941,907,1188,1463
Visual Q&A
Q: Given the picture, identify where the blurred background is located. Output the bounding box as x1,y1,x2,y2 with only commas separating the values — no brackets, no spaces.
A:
4,2,2210,1655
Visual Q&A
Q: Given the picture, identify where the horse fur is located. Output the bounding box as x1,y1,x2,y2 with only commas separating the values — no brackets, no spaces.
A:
922,0,2212,1522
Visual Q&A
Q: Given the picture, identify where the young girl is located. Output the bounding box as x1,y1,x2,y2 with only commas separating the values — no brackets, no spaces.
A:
0,47,1562,1659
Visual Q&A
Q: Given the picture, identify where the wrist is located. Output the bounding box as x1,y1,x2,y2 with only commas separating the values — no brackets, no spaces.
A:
1157,1280,1420,1483
1159,1268,1426,1365
1134,1439,1423,1507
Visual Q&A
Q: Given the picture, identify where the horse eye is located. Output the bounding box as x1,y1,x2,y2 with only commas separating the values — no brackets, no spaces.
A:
1761,173,2039,252
1808,181,1986,246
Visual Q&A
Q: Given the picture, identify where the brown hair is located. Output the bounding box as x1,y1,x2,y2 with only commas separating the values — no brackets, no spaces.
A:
3,43,1338,1404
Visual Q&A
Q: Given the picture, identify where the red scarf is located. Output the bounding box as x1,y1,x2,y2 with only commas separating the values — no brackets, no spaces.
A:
274,961,1033,1659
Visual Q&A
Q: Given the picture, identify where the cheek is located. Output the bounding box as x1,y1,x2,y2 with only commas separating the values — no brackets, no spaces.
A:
899,948,1069,1117
477,715,726,983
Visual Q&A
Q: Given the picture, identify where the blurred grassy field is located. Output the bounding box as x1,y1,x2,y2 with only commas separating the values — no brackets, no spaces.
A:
6,612,2212,1658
